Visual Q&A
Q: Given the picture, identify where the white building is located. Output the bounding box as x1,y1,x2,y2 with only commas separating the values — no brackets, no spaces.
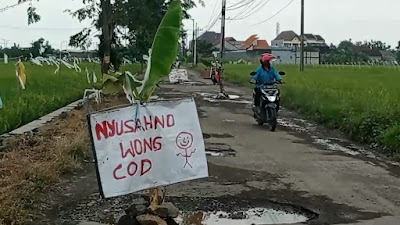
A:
272,47,296,64
272,47,320,65
271,31,301,49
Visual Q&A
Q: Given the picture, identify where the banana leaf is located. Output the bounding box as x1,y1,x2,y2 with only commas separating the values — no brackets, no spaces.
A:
139,0,182,101
102,73,122,95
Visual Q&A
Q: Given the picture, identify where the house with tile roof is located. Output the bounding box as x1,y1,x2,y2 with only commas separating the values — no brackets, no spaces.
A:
213,34,272,62
240,35,270,51
272,31,328,51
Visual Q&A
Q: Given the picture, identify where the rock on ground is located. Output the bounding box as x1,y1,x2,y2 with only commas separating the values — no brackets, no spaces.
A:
136,214,167,225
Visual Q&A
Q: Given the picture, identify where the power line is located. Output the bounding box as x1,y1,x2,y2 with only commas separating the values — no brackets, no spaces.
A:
0,25,85,30
226,0,248,9
230,0,271,21
229,0,259,20
227,0,254,11
205,13,220,30
251,0,295,26
0,0,33,13
204,0,219,28
201,0,220,31
0,2,25,13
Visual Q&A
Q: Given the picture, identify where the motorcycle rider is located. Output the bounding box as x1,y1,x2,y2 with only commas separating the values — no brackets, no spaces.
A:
251,53,283,113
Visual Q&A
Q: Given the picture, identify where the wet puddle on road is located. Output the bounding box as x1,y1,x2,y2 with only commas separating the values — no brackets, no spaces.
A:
278,116,400,166
203,133,234,139
176,208,309,225
197,93,252,104
205,148,236,157
183,81,205,86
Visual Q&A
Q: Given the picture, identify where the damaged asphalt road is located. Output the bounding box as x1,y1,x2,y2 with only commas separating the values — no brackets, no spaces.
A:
37,69,400,225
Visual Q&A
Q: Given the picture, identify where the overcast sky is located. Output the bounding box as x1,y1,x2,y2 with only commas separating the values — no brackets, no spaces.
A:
1,0,399,49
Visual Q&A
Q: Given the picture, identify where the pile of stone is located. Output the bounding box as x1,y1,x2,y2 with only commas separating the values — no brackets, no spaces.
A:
117,201,180,225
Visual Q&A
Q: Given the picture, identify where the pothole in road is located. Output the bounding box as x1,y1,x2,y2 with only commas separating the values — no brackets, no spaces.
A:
198,109,208,118
177,207,310,225
197,93,252,104
205,148,236,157
203,133,234,139
183,81,204,86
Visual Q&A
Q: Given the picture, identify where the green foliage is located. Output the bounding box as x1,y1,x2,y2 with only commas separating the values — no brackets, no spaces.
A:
102,73,122,95
197,40,217,57
383,125,400,152
27,6,41,24
0,62,141,135
31,38,54,57
0,38,54,59
66,0,200,64
101,1,182,102
217,63,400,155
140,0,182,100
0,63,100,134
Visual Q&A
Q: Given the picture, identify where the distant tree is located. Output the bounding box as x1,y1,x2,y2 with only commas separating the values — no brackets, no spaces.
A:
197,40,216,57
365,40,391,50
338,40,354,52
30,38,54,57
18,0,203,74
304,45,318,52
396,41,400,63
322,40,368,64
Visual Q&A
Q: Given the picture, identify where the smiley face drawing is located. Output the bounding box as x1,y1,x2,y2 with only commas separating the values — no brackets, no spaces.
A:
176,132,196,168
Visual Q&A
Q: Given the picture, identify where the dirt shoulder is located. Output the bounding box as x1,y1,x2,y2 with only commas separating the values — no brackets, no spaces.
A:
0,96,127,224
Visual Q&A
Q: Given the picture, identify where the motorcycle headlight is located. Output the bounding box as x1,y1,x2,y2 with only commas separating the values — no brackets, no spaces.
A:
267,96,276,102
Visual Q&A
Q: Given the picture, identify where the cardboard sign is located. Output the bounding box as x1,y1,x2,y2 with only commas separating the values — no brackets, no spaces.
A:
88,98,208,198
169,69,189,84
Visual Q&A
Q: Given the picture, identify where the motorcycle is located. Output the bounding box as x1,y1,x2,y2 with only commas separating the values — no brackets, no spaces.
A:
210,60,222,85
209,66,218,85
213,66,222,85
250,71,285,132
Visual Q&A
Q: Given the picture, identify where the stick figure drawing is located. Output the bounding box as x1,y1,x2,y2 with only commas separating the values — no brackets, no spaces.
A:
176,132,196,168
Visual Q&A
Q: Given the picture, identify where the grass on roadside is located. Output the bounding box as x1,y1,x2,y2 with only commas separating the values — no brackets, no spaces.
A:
0,62,140,134
0,94,132,224
201,63,400,155
0,110,91,224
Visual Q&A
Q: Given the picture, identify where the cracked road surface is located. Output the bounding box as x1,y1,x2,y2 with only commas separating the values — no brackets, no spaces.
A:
42,69,400,225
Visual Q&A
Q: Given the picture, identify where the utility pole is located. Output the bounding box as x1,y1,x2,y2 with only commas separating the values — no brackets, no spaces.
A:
194,23,197,65
2,39,10,64
300,0,305,71
218,0,227,96
191,19,195,66
59,41,68,75
101,0,112,75
1,39,10,48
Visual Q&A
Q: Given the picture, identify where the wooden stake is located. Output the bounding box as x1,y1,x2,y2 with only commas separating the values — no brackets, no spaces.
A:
148,187,165,210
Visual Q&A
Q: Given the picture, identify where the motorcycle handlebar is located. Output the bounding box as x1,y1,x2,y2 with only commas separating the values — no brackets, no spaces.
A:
249,80,285,85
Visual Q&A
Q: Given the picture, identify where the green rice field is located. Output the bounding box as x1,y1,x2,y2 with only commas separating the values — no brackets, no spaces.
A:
222,64,400,155
0,62,140,134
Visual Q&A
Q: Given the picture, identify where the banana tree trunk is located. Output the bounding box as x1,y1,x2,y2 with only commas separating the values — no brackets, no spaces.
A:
101,0,111,75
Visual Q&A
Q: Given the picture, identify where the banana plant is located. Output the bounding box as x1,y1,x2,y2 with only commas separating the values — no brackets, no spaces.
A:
102,0,182,103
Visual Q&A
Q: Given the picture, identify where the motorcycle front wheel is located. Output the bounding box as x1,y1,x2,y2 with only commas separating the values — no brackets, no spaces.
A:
268,108,277,132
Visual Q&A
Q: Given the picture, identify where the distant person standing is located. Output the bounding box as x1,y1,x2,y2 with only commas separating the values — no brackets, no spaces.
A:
0,96,3,109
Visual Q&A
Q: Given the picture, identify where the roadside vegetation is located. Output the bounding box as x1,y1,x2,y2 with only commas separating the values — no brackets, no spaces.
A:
0,63,140,134
0,107,91,223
